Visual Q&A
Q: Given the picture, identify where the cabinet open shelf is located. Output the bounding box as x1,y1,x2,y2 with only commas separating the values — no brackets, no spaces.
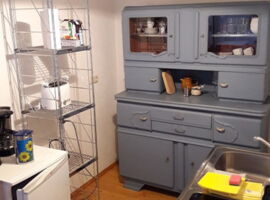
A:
211,33,257,38
68,152,97,177
22,101,94,120
15,45,91,56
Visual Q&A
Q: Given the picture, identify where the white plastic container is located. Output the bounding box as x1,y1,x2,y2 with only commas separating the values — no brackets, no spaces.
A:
41,80,71,110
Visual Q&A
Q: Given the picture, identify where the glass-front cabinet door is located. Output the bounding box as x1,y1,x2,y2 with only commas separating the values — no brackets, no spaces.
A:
123,9,175,61
199,5,269,65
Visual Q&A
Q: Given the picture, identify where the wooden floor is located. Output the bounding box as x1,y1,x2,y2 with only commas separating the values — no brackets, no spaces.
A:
71,164,179,200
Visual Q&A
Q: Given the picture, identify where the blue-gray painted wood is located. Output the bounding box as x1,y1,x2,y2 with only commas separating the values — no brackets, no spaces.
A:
213,115,261,148
116,91,270,117
152,121,211,140
151,106,212,128
123,3,270,66
125,67,164,92
218,72,267,102
184,144,212,185
117,102,152,130
174,143,185,191
123,178,144,191
125,60,268,73
118,2,270,193
178,8,200,62
118,131,174,188
123,9,176,62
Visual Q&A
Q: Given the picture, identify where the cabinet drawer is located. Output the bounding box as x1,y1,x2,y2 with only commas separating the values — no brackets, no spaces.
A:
213,115,261,148
125,67,164,93
218,72,267,101
151,107,212,128
152,121,211,140
117,103,151,130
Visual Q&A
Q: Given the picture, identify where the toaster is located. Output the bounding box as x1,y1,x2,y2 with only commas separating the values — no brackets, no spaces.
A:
41,80,71,110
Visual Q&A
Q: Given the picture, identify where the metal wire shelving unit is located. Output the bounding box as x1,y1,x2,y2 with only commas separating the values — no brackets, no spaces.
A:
3,0,99,198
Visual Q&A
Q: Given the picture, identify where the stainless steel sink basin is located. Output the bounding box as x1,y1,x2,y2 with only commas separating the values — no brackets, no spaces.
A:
215,151,270,179
178,146,270,200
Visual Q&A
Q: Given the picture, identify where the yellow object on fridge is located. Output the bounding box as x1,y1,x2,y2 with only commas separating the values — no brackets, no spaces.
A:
198,172,245,195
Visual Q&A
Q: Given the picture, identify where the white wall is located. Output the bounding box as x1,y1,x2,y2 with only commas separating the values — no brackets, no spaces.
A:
0,10,11,107
89,0,118,172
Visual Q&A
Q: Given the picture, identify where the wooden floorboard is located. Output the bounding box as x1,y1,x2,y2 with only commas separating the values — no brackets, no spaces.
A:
71,164,179,200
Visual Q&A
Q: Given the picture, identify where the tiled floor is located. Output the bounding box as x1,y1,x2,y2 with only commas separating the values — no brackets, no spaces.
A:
71,164,179,200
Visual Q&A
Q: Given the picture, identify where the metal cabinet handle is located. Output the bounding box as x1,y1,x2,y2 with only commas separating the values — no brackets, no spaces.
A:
174,128,186,134
169,34,173,38
219,82,229,88
149,78,157,83
200,34,205,38
165,157,170,163
191,162,195,167
216,127,225,133
173,115,184,120
139,116,148,121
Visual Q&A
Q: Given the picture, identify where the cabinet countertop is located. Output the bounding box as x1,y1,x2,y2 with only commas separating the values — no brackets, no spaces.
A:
116,90,270,117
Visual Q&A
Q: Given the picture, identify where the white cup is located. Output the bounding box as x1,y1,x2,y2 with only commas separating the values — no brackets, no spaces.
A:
243,47,254,56
232,48,243,56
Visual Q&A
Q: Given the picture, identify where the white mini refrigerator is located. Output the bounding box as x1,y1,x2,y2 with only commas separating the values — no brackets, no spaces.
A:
0,145,70,200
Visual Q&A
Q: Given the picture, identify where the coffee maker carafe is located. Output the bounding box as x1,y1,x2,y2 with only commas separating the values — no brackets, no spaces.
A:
0,107,15,160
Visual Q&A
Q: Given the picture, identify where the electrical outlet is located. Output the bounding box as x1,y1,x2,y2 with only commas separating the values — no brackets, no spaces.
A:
93,75,99,84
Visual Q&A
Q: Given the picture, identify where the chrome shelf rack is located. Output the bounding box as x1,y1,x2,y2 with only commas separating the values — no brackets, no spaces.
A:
2,0,99,198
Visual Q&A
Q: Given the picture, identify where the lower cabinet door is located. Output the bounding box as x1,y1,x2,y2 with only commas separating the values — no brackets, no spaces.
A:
174,143,185,191
185,144,212,185
118,131,174,188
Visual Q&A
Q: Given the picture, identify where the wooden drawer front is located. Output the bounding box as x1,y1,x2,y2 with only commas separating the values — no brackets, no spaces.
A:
152,121,211,140
125,67,163,92
118,131,174,188
213,115,261,148
117,103,151,130
151,107,212,128
218,72,266,101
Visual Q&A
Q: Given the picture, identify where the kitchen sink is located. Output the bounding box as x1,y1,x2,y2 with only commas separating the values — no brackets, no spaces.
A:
215,151,270,181
178,146,270,200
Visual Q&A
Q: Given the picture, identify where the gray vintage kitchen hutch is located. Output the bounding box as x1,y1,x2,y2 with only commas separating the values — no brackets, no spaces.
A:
116,2,270,193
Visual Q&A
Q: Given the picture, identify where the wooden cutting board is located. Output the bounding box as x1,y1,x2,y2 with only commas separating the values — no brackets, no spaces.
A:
162,71,176,95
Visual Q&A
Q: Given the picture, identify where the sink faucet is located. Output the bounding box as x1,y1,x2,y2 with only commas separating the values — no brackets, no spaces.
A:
253,136,270,148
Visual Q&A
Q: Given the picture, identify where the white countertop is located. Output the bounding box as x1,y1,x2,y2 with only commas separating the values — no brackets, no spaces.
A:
0,145,67,185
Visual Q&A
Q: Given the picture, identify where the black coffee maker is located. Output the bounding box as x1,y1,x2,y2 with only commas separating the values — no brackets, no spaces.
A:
0,107,15,164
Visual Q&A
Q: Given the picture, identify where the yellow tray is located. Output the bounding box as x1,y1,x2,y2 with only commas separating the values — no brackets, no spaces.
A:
198,172,245,195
